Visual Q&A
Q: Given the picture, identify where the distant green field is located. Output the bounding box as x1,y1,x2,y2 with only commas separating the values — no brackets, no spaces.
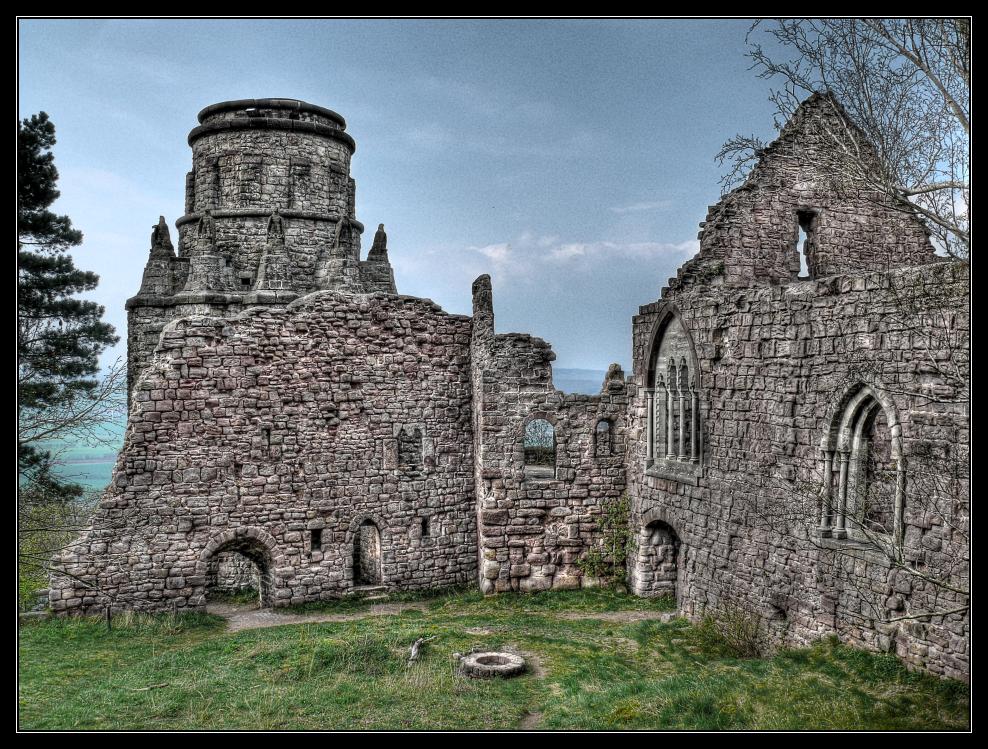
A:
33,418,126,491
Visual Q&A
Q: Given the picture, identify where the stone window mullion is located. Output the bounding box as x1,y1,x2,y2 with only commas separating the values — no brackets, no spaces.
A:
665,362,676,460
645,388,655,463
690,376,699,464
677,361,688,461
819,449,834,536
655,378,666,459
834,449,850,539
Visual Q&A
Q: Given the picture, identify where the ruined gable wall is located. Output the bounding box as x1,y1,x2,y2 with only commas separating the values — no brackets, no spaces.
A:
51,292,477,613
670,94,937,292
627,260,969,680
470,276,629,594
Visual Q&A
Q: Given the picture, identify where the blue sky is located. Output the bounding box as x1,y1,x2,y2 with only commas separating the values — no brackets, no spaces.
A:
19,19,783,373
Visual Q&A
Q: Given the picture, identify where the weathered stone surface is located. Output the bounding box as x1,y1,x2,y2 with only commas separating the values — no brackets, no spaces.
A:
625,95,968,681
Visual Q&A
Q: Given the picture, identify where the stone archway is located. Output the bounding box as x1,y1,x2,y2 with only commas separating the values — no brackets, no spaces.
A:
196,527,285,608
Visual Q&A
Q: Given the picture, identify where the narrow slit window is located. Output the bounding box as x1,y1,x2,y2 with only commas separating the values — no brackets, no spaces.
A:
421,517,431,537
796,210,816,279
310,529,322,556
398,426,423,471
595,419,612,457
797,226,810,277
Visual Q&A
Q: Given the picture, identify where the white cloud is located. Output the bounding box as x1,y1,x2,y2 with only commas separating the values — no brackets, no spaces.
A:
549,243,587,260
610,199,674,214
461,232,698,280
472,243,513,264
394,231,699,369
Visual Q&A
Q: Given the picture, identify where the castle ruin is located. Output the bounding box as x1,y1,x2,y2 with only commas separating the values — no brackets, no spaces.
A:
49,96,969,680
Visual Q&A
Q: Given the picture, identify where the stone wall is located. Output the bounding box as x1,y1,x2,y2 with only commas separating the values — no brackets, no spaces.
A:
623,92,968,681
209,552,260,594
470,276,629,593
51,292,478,613
627,260,969,680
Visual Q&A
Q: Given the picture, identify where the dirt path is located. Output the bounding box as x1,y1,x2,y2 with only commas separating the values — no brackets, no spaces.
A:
518,711,543,730
208,600,680,634
207,601,430,633
555,610,680,623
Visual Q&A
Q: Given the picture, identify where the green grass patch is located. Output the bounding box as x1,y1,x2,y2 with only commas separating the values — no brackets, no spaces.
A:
18,589,969,730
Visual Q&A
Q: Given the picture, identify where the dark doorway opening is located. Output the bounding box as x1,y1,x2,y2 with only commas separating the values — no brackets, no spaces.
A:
354,519,382,586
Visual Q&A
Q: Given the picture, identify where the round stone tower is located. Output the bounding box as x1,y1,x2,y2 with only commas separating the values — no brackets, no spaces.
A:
176,98,365,294
126,98,396,398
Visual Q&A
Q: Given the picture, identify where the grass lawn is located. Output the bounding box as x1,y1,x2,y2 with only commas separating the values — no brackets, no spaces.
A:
18,588,969,730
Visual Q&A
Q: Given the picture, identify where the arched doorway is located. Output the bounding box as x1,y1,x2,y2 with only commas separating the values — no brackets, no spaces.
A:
633,520,681,601
354,519,382,587
202,538,275,608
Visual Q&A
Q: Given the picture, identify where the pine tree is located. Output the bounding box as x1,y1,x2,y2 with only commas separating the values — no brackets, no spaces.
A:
18,112,119,502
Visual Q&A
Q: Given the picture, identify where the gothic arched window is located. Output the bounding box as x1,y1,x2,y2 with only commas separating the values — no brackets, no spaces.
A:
644,312,703,482
819,384,905,546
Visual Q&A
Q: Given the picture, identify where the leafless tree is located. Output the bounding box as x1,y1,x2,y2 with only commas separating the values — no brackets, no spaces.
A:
719,19,970,259
524,418,556,466
18,358,128,608
18,356,128,455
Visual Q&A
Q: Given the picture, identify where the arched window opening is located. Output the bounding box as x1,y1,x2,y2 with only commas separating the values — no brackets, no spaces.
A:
595,419,612,457
354,519,382,587
819,386,904,545
644,313,703,482
524,419,556,479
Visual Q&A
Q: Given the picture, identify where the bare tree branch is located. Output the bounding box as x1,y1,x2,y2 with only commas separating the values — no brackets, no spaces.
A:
721,19,970,259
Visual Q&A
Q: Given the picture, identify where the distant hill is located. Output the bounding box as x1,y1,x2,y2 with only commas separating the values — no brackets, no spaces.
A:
553,368,610,395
